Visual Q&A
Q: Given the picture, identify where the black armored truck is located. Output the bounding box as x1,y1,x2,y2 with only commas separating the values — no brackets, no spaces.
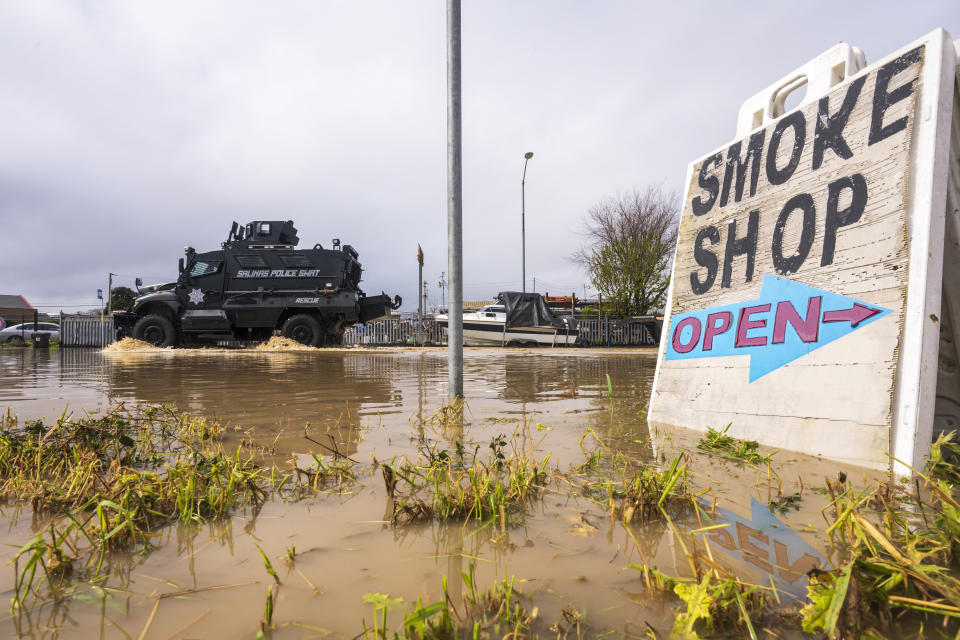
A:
114,220,400,347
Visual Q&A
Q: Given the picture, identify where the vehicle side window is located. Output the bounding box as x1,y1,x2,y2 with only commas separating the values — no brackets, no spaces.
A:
190,261,222,277
41,323,59,330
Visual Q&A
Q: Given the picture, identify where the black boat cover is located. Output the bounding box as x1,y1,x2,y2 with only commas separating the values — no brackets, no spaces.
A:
499,292,566,329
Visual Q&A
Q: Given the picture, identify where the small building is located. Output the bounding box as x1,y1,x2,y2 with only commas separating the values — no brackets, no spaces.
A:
0,294,35,328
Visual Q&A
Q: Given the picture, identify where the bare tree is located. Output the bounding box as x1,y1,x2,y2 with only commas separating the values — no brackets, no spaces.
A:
573,185,679,316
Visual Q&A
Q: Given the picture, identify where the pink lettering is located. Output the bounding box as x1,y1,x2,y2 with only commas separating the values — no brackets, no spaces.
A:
735,304,770,348
703,311,732,351
772,297,821,344
672,317,701,354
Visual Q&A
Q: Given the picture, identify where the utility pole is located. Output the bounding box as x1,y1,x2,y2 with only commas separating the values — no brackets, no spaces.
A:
447,0,463,400
107,273,114,315
438,271,447,309
533,276,535,293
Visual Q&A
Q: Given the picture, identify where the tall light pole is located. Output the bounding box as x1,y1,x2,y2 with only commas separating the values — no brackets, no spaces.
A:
417,244,424,346
521,152,533,293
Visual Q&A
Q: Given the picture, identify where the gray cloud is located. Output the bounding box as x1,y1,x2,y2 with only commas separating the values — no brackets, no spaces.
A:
0,1,956,311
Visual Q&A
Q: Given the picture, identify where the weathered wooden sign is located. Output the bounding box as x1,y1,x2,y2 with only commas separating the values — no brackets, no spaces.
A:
649,30,957,471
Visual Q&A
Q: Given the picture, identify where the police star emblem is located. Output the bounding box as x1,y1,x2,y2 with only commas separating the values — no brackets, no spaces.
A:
188,288,205,305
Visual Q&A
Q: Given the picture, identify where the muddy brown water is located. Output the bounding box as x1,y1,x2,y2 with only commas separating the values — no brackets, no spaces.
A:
0,347,879,638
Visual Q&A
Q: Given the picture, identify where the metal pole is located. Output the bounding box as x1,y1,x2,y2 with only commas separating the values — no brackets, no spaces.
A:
107,272,113,316
598,292,602,346
447,0,463,401
521,153,532,293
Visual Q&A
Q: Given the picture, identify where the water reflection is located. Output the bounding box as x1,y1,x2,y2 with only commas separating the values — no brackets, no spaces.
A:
706,497,824,598
1,348,658,455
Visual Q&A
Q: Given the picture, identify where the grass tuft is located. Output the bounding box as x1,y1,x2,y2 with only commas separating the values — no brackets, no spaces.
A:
361,565,538,639
696,424,770,465
384,445,549,527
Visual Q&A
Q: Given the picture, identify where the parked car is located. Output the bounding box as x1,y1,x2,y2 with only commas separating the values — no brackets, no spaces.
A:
0,322,60,343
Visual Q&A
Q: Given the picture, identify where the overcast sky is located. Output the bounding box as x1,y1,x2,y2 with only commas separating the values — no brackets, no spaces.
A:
0,1,957,313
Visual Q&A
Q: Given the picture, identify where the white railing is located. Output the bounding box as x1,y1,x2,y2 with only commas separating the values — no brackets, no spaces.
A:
60,316,115,347
344,318,445,345
343,317,661,347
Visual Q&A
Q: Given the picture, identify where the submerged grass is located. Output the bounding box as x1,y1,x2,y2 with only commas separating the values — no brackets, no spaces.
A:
5,394,960,638
798,434,960,638
382,443,549,527
421,397,468,428
360,564,546,640
383,413,549,528
630,567,773,640
568,430,692,524
608,453,690,524
696,424,771,465
0,403,355,610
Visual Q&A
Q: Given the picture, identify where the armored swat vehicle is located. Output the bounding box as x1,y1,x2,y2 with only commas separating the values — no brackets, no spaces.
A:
114,220,400,347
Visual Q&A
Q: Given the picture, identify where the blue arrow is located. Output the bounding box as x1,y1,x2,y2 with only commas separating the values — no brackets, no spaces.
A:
665,275,891,381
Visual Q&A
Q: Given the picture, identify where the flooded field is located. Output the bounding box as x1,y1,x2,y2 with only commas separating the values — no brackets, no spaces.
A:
0,346,953,638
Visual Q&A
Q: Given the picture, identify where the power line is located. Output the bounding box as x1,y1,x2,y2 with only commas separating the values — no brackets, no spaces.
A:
109,273,170,279
31,303,101,308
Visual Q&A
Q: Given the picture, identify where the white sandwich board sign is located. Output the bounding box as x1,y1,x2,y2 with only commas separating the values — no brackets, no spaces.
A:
648,29,957,472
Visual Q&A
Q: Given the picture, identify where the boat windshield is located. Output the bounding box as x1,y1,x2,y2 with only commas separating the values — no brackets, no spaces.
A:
479,306,505,314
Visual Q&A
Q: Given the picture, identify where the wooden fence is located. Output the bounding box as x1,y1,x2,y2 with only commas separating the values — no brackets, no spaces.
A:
60,316,115,348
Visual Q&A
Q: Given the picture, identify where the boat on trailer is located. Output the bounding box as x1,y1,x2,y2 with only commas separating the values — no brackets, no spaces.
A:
435,292,579,347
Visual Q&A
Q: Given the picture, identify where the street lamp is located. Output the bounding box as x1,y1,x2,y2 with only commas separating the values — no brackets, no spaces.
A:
521,151,533,293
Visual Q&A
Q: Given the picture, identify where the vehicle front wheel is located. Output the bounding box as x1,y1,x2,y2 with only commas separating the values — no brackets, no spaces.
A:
133,314,177,347
281,314,322,347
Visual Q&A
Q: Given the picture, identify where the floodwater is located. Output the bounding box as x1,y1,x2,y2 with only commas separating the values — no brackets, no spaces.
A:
0,347,874,638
